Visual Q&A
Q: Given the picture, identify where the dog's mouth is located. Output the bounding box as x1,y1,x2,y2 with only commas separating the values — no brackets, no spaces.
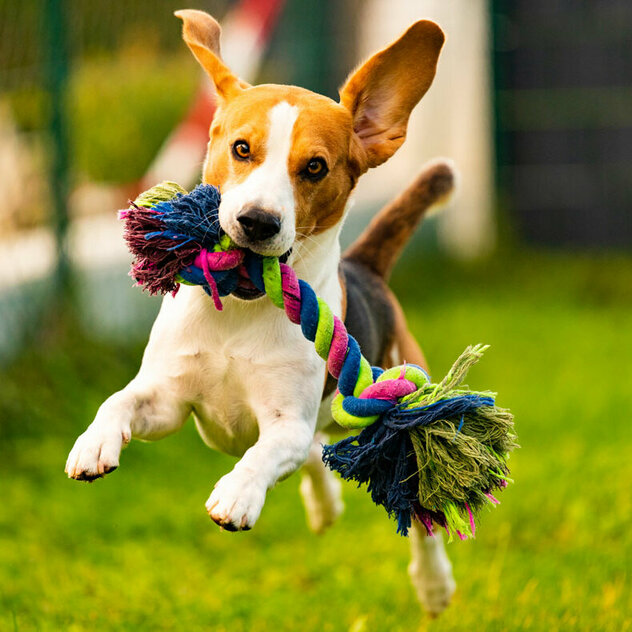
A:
232,269,264,300
230,248,292,301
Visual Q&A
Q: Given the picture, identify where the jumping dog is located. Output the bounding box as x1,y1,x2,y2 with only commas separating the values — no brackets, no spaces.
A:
66,9,457,615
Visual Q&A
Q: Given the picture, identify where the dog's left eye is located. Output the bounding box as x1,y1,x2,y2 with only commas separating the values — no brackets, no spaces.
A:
302,158,328,181
233,140,251,160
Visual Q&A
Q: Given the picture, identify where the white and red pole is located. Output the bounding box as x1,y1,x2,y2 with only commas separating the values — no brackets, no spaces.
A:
139,0,286,193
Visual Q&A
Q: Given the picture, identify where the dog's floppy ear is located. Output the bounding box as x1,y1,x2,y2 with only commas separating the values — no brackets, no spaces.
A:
340,21,444,170
175,9,249,101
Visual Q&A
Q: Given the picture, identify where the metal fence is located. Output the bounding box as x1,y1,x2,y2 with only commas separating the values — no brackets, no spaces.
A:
0,0,232,364
493,0,632,248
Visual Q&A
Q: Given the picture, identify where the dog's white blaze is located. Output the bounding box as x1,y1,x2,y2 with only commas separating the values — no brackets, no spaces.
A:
219,101,299,253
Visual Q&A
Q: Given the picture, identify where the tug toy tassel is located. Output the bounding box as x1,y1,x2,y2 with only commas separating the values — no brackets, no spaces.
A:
120,182,517,539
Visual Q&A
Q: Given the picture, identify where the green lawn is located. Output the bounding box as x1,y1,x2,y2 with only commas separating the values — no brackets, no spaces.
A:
1,252,631,631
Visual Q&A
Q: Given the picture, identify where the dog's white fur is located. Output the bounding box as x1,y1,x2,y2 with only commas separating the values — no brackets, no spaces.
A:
66,103,344,527
218,102,299,256
66,14,456,615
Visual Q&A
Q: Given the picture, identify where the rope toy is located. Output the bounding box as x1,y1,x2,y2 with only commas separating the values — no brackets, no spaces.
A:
120,182,517,539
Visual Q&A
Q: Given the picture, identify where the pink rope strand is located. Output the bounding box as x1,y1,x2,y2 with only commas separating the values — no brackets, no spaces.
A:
197,249,224,311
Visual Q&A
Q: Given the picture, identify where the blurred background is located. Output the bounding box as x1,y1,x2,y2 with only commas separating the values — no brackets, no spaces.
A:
1,1,630,630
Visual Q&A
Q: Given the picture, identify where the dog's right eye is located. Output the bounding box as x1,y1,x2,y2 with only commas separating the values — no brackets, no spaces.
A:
232,140,250,160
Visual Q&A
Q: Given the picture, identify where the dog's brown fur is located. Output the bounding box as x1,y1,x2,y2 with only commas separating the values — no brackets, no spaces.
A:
343,160,455,374
345,161,455,281
175,9,454,408
176,10,445,248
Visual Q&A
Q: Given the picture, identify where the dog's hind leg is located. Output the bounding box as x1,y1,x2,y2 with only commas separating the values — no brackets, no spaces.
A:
299,433,344,534
382,298,456,616
65,378,191,481
408,521,456,617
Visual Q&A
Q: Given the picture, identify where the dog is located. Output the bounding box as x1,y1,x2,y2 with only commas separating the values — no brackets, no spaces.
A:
66,9,457,616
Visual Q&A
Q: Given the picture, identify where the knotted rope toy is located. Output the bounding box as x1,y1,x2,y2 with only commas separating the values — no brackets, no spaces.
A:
120,182,517,539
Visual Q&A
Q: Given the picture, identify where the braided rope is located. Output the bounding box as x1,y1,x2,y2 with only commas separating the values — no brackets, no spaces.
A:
183,247,434,429
122,182,430,429
121,182,516,538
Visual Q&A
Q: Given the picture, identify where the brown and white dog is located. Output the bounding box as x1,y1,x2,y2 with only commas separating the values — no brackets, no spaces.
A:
66,10,457,616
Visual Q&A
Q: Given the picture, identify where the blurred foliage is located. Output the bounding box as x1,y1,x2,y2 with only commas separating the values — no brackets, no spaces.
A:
0,0,353,186
1,1,231,184
0,0,228,89
7,48,198,184
1,252,630,630
68,52,197,183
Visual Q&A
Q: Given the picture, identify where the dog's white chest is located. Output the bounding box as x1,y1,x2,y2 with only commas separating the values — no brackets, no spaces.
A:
141,285,329,456
190,350,261,456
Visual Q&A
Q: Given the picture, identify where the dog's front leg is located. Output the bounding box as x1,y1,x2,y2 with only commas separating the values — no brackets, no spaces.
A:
65,378,191,481
206,403,316,531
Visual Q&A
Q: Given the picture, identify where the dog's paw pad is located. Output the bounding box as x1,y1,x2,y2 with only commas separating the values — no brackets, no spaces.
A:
205,472,266,531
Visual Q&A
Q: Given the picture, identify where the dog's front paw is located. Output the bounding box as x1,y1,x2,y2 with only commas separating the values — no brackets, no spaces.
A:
205,471,266,531
65,425,130,482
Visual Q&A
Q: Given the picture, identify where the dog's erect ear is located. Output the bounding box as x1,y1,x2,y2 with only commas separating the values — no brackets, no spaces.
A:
174,9,248,101
339,21,444,170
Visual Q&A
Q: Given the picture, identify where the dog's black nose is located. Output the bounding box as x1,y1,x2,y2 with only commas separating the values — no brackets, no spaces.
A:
237,208,281,242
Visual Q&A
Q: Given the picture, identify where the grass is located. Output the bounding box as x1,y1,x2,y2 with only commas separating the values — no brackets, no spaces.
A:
1,251,631,631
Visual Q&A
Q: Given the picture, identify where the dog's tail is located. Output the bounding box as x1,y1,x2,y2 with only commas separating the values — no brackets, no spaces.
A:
343,159,456,281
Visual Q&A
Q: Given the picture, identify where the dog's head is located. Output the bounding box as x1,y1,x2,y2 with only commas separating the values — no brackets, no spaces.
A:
176,9,444,261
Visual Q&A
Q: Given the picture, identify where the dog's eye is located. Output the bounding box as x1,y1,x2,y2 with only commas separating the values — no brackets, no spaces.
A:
302,158,328,181
233,140,250,160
